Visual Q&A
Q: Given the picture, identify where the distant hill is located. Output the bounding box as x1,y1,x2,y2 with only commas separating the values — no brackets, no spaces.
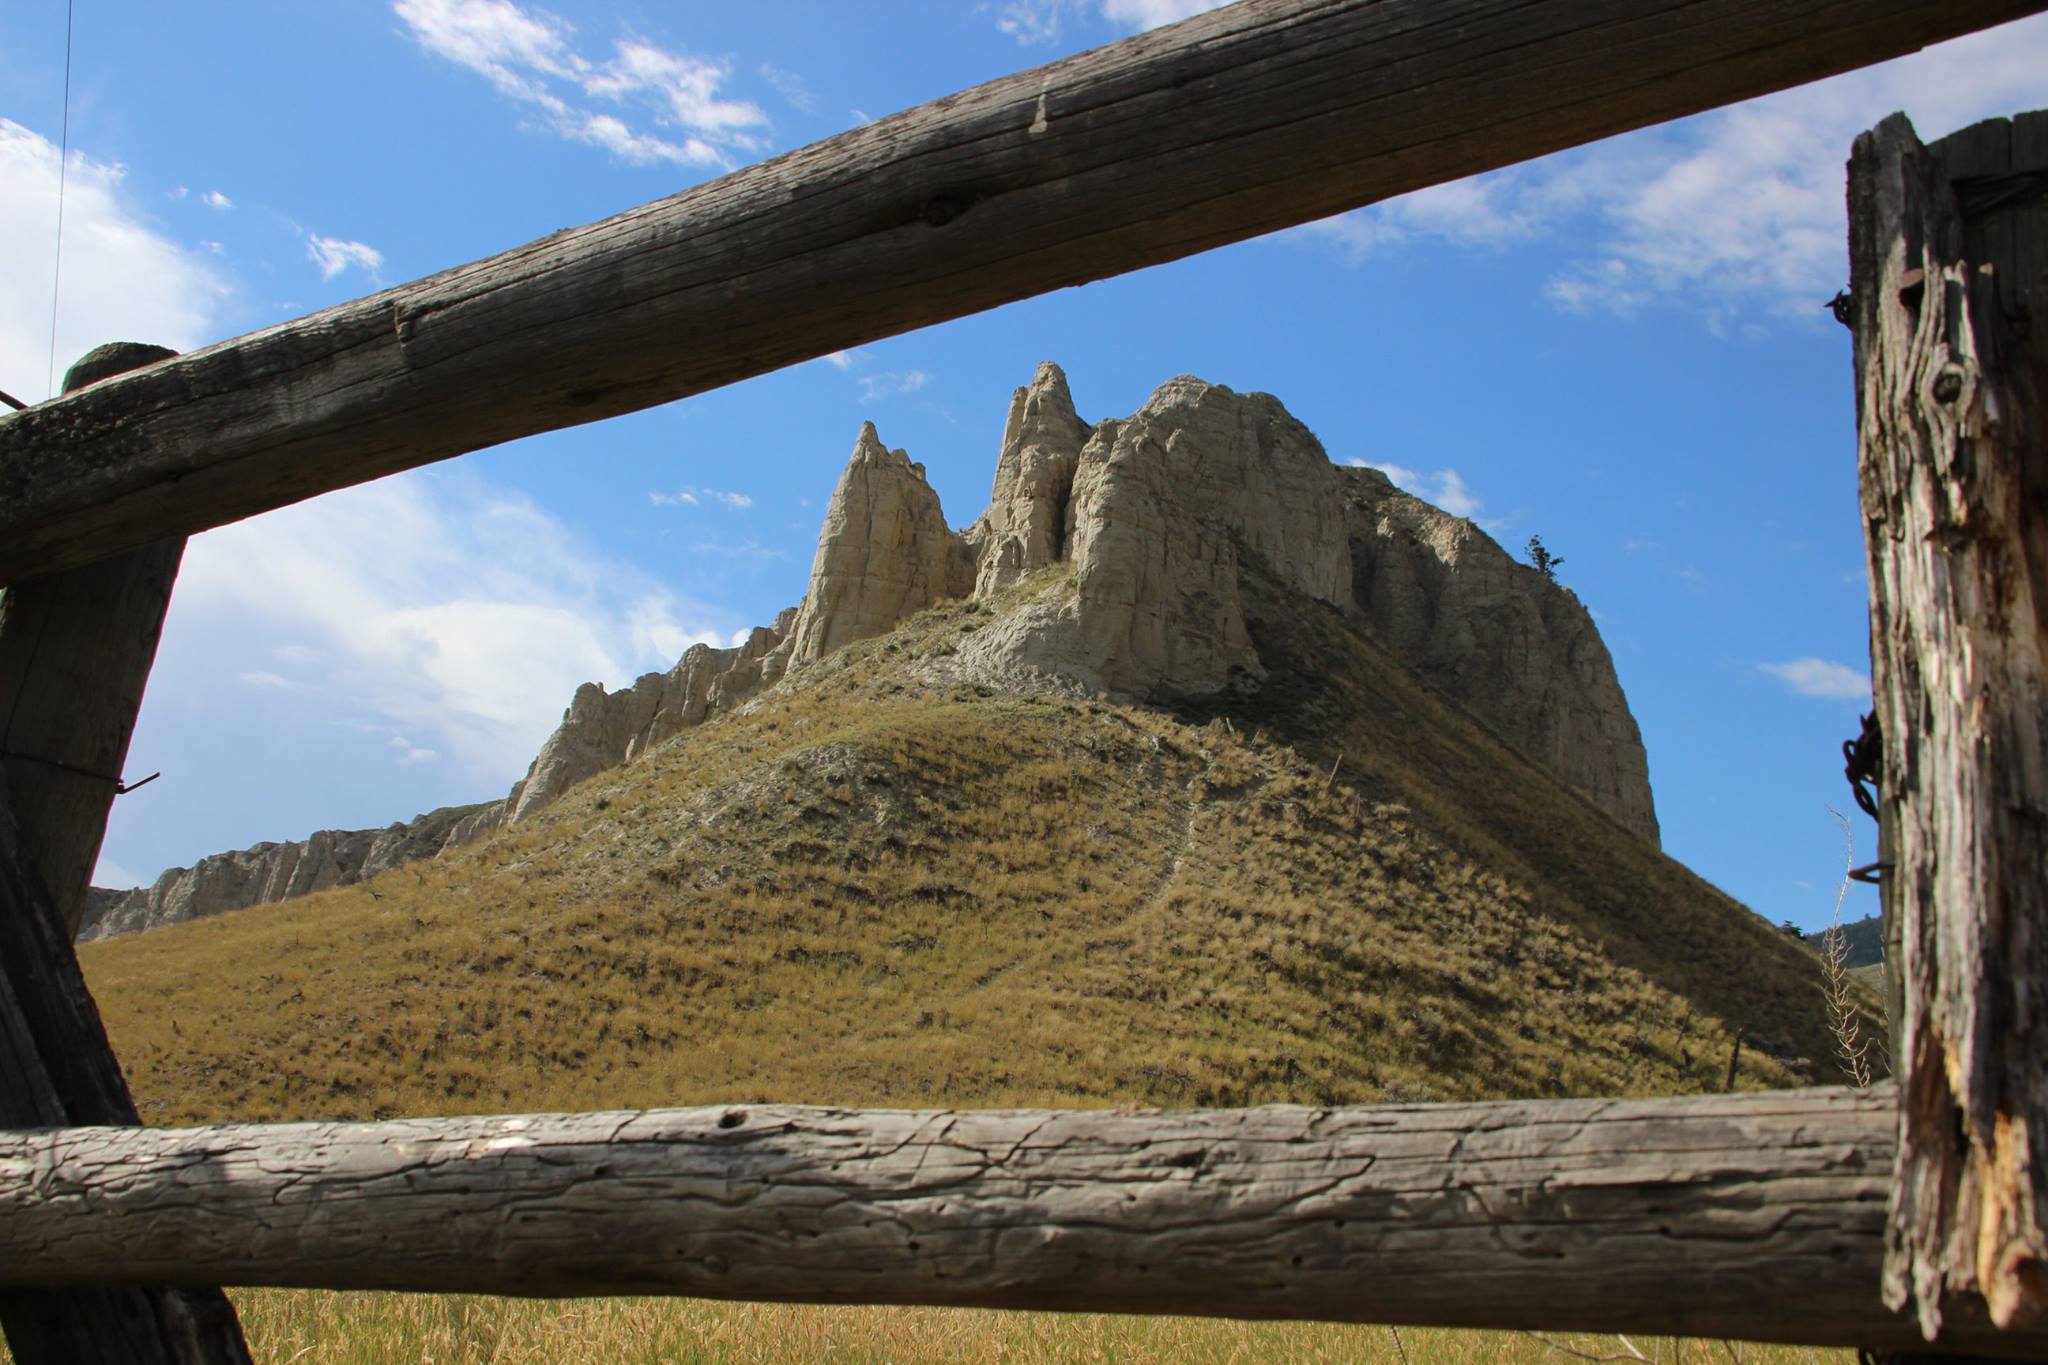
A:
1792,912,1883,969
79,366,1875,1126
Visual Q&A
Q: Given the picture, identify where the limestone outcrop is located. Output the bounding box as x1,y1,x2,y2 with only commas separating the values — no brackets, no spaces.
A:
1054,376,1351,694
504,617,793,822
77,800,502,941
970,362,1091,597
785,424,973,666
88,362,1663,940
1342,467,1660,844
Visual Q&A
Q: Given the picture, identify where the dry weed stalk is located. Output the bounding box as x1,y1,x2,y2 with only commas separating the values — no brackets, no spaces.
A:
1520,1330,1649,1361
1821,806,1876,1089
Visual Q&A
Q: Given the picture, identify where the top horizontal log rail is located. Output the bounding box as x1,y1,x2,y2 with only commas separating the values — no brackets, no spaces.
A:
3,0,2042,585
1,1086,2041,1356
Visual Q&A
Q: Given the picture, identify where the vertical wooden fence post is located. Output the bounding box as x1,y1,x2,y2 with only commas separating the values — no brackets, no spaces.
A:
0,343,250,1362
1849,112,2048,1341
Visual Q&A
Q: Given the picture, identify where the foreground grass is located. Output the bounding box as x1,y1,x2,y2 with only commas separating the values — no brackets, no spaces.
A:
183,1292,1847,1365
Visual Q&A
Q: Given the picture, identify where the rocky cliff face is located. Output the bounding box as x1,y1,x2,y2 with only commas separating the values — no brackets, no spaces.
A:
977,373,1353,696
87,361,1662,939
1341,468,1659,844
78,801,501,941
969,361,1091,597
505,616,794,823
786,424,973,667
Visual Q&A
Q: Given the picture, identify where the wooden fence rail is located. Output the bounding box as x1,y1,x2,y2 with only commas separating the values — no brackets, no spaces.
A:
0,0,2038,586
2,1088,2041,1356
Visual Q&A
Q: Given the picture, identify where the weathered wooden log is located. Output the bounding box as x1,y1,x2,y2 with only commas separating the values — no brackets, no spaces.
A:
1849,112,2048,1341
0,347,250,1362
1,0,2040,585
0,1087,2035,1354
0,345,185,938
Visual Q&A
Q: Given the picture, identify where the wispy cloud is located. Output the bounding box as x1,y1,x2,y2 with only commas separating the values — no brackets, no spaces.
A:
1101,0,1226,27
758,63,814,112
859,369,931,403
689,537,787,561
651,486,752,510
201,189,233,210
1294,14,2048,324
307,234,384,282
166,469,737,783
993,0,1224,44
394,0,767,168
1351,460,1484,521
0,119,229,403
1761,657,1871,701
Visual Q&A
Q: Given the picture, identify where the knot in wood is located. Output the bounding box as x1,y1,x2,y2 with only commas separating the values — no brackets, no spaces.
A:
922,195,968,228
1932,368,1965,404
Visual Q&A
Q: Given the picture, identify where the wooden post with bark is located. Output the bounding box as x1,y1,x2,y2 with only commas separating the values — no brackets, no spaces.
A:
0,346,249,1362
1850,112,2048,1340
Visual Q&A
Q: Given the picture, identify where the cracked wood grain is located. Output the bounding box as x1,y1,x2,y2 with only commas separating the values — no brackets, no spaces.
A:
0,347,250,1363
0,345,185,940
2,1087,2039,1354
1850,112,2048,1342
1,0,2041,584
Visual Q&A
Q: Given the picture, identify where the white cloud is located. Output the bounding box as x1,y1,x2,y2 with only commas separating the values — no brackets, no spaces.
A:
389,734,440,766
1431,470,1481,520
1296,14,2048,323
859,369,930,403
201,189,233,210
395,0,766,168
1761,657,1871,701
992,0,1072,44
824,348,863,370
166,469,738,783
91,858,146,890
307,234,384,282
0,119,229,403
391,0,582,100
1101,0,1225,27
1353,460,1484,521
995,0,1223,43
239,670,301,690
759,63,814,112
652,486,751,509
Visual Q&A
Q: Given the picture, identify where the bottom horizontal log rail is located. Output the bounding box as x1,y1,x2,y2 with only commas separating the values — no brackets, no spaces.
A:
0,1086,2037,1355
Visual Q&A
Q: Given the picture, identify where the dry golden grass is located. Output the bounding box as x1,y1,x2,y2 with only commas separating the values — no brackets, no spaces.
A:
152,1293,1852,1365
81,571,1855,1127
55,569,1879,1361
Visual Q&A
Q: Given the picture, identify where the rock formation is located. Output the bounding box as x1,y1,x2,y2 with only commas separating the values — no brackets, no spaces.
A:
1342,467,1660,843
970,361,1091,597
998,374,1353,696
504,615,794,822
87,362,1664,940
785,424,972,666
77,801,501,941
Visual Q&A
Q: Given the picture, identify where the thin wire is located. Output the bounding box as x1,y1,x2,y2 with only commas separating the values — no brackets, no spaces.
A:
46,0,76,399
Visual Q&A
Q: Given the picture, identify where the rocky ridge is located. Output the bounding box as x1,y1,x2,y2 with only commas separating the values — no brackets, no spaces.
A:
84,362,1658,940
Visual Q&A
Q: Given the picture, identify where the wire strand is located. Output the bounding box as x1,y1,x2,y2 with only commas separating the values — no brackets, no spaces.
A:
46,0,76,399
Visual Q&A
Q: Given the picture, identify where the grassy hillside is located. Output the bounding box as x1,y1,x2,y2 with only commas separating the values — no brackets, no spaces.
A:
81,568,1868,1127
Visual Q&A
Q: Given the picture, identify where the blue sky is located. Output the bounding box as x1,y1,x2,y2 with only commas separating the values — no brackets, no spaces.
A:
5,2,2044,932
